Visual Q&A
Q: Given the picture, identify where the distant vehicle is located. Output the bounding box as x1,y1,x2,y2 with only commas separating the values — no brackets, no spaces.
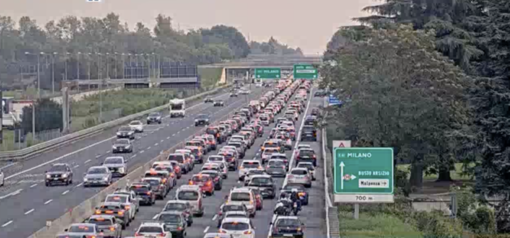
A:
86,215,123,238
83,166,112,187
45,163,73,186
147,112,162,124
117,126,135,139
195,114,210,126
129,120,144,133
135,222,171,238
102,156,127,177
0,170,4,186
301,125,317,141
170,99,186,117
204,97,214,103
58,223,102,238
214,100,225,107
112,139,133,153
230,92,238,97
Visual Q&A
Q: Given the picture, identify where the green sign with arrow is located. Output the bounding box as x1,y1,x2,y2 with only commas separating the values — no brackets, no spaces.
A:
293,64,318,79
255,68,281,79
333,147,394,203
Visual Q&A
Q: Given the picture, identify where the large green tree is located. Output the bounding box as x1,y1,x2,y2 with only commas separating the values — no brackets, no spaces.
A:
322,25,470,188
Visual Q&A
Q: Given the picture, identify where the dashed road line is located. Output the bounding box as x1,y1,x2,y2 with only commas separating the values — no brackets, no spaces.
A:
167,136,171,139
171,134,175,137
131,155,137,158
105,150,110,153
155,143,159,146
30,184,38,188
212,215,217,221
75,183,83,188
95,155,102,158
84,159,91,164
152,214,159,219
147,146,152,150
160,139,164,143
1,220,13,227
62,190,69,195
44,199,53,204
140,150,145,154
24,209,35,215
73,165,80,168
203,226,210,233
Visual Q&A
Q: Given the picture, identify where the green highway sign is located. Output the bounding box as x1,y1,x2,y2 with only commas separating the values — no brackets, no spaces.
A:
255,68,281,79
333,147,394,203
293,64,318,79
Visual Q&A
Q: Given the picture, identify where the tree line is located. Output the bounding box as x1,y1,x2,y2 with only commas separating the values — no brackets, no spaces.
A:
0,13,301,91
322,0,510,233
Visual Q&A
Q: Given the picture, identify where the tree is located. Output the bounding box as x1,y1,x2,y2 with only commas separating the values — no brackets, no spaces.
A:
322,25,470,188
250,37,304,56
21,98,63,134
201,25,250,58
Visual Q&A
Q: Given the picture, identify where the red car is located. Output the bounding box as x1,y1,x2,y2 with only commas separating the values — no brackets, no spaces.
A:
247,187,263,210
189,174,214,195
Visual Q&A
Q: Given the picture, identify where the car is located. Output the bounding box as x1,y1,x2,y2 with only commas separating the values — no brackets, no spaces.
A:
219,217,255,238
83,166,112,187
0,169,4,186
270,216,305,238
261,148,280,164
195,114,210,126
281,183,309,205
129,120,144,133
300,125,317,141
94,202,130,228
86,215,123,238
134,222,171,238
175,148,197,169
204,233,233,238
304,116,316,126
269,153,289,170
204,97,214,103
141,177,167,199
144,169,174,191
163,200,194,226
116,126,135,139
297,162,316,181
265,162,287,177
214,100,225,106
217,202,249,228
175,185,204,217
147,112,163,124
104,194,137,222
295,148,317,166
285,110,298,121
238,160,262,181
152,162,178,185
230,92,238,97
226,187,257,217
45,163,73,186
102,156,127,177
59,223,102,238
287,168,312,188
311,108,321,116
112,139,133,153
189,173,215,195
156,211,188,238
129,182,156,205
314,90,327,97
245,187,263,210
168,153,191,173
217,151,238,170
200,170,223,190
203,161,228,179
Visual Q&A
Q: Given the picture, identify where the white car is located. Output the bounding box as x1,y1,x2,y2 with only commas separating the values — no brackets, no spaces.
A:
238,160,262,181
219,217,255,238
287,168,312,188
129,120,144,133
103,156,127,177
296,162,316,180
0,170,4,186
134,222,171,238
104,194,137,221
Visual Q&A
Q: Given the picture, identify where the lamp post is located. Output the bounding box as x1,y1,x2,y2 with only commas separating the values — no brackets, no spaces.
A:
24,51,44,140
128,54,133,78
121,53,125,79
64,52,70,81
106,53,109,79
52,52,57,94
87,53,92,80
114,52,119,79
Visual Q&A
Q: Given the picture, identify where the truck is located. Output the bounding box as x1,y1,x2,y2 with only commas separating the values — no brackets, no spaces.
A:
169,99,185,118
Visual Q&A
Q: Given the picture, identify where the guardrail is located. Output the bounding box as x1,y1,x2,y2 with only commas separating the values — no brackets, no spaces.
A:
28,89,246,238
0,84,231,162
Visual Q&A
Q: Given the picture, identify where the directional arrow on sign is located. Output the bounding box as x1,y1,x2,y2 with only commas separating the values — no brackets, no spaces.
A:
340,162,345,190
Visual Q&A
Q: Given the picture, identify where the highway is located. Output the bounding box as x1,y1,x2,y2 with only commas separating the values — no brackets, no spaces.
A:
0,86,267,238
120,87,326,238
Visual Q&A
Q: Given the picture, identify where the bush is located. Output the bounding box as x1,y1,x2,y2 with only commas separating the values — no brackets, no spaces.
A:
413,210,463,238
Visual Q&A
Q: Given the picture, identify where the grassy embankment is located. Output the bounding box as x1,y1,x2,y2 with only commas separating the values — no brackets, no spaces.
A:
198,67,224,90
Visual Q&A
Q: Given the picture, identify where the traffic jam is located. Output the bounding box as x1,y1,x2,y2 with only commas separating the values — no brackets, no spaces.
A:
56,78,320,238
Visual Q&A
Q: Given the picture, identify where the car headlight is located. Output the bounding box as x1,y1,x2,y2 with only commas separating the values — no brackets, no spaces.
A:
125,145,130,148
118,167,125,172
46,174,51,179
116,132,121,135
103,177,108,181
112,146,117,149
205,119,209,121
128,132,134,135
62,174,67,178
84,178,88,181
195,119,199,122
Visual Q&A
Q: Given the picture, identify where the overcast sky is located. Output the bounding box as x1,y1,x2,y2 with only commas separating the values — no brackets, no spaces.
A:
0,0,376,55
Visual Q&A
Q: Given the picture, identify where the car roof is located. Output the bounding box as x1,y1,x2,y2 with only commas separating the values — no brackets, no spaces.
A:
140,222,164,227
270,153,286,156
297,162,314,166
231,187,252,193
242,160,260,163
142,177,162,181
222,217,251,224
89,214,115,219
178,185,201,191
201,170,219,174
159,211,183,215
291,167,309,171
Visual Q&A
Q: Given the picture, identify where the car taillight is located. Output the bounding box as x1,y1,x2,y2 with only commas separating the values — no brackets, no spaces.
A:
313,155,317,159
95,210,101,214
244,230,253,234
147,191,151,195
219,211,223,216
207,181,212,186
298,192,305,197
239,166,244,170
296,155,300,160
110,226,115,231
250,200,254,204
118,210,124,215
162,178,167,183
170,173,175,177
297,227,302,231
189,181,194,185
158,233,165,237
125,205,131,210
177,226,183,231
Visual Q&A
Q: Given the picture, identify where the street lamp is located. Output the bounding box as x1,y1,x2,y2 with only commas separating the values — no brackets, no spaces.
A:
24,51,44,140
106,53,110,79
87,53,92,80
65,52,70,81
121,53,125,79
114,52,119,79
52,52,57,94
77,52,82,81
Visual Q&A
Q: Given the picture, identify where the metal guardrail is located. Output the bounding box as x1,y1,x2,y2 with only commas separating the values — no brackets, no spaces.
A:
0,84,231,161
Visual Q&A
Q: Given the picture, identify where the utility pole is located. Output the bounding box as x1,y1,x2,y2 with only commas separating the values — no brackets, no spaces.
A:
87,53,91,80
114,52,118,79
122,53,125,79
106,53,109,79
52,52,57,94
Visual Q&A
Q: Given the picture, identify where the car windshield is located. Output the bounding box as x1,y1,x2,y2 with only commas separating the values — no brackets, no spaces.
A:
230,192,251,201
142,179,160,186
88,167,107,174
115,139,129,145
164,203,186,211
271,155,286,160
299,150,315,157
276,219,300,227
264,142,278,148
130,121,141,125
48,165,67,172
264,150,277,155
303,126,315,132
260,115,268,120
104,157,123,164
206,128,218,134
251,177,272,185
243,162,260,169
192,176,208,183
177,191,199,200
168,154,184,163
226,213,246,218
68,225,94,233
158,214,181,223
149,112,160,117
88,218,113,226
202,172,219,178
208,156,223,162
119,127,131,132
229,143,241,148
171,104,183,110
130,185,150,193
291,170,308,175
105,195,127,203
298,163,314,170
221,222,249,230
138,226,163,233
248,170,265,175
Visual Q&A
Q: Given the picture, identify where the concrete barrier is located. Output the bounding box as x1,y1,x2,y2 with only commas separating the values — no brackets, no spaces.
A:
28,97,242,238
1,84,232,162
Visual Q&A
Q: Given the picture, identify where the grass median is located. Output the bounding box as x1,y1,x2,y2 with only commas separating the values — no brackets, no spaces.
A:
339,210,423,238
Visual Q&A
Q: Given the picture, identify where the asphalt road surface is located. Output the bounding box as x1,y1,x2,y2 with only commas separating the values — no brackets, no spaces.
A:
121,87,326,238
0,86,268,238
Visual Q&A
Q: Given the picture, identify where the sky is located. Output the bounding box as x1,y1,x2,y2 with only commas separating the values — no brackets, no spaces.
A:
0,0,376,55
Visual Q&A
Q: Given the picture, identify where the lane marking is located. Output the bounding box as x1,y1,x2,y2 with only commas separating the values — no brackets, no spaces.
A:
30,184,38,188
140,150,145,154
203,226,210,233
105,150,110,153
11,189,22,196
73,165,80,168
24,209,35,215
84,159,91,164
160,139,164,143
147,146,152,150
1,220,12,227
152,214,158,219
131,155,137,158
212,215,217,221
0,189,23,200
44,199,53,204
0,162,18,170
95,155,102,158
62,190,70,195
171,134,175,137
155,143,159,146
167,136,171,139
76,182,83,187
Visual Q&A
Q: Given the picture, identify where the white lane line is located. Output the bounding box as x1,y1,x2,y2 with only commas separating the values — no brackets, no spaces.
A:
76,182,83,187
167,136,171,139
30,184,38,188
147,146,152,150
140,150,145,154
212,215,217,221
95,155,102,158
105,150,110,153
11,189,22,196
62,190,70,195
131,155,137,158
171,134,175,137
160,139,164,143
203,226,210,233
155,143,159,146
73,165,80,168
44,199,53,204
6,135,116,180
84,159,91,164
152,214,159,219
1,220,13,227
0,189,23,200
24,209,35,215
